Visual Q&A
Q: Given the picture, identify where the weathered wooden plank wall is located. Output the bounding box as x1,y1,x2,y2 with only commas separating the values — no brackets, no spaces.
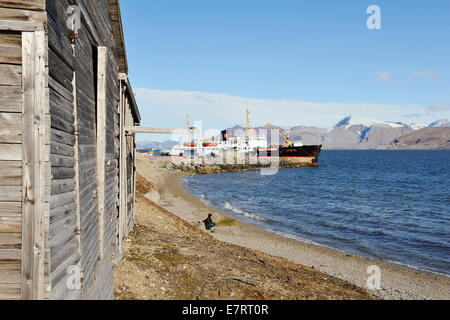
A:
117,75,139,262
0,0,46,301
0,36,22,294
125,100,135,234
45,0,83,300
75,0,116,301
1,0,138,300
21,29,51,300
47,0,121,300
104,46,120,267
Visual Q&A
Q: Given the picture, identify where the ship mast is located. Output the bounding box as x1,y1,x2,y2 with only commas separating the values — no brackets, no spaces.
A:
246,105,251,139
186,113,191,143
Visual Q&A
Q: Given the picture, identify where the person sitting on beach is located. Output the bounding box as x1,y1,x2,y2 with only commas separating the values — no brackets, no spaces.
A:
203,214,215,230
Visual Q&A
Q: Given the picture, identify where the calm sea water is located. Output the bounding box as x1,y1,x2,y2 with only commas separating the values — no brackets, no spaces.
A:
182,150,450,276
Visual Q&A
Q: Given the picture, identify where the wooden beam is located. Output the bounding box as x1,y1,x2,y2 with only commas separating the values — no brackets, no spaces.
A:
96,47,107,260
118,73,140,123
0,20,44,32
21,31,47,300
0,0,45,11
121,96,129,236
21,30,34,300
125,100,131,236
71,42,83,279
132,134,136,231
110,1,128,73
117,83,125,262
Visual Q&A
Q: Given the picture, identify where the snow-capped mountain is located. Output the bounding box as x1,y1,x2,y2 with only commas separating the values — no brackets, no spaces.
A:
149,116,450,151
320,116,413,149
335,116,406,129
250,116,414,149
408,119,450,130
410,123,428,131
428,119,450,128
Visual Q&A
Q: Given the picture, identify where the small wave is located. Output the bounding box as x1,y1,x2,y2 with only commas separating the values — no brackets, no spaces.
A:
224,201,267,221
384,259,450,279
199,194,213,207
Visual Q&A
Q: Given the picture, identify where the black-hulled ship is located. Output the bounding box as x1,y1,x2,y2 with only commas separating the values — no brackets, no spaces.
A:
170,109,323,166
257,144,322,166
257,123,322,166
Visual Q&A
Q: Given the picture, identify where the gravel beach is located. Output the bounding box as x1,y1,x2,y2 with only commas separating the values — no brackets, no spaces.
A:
116,155,450,300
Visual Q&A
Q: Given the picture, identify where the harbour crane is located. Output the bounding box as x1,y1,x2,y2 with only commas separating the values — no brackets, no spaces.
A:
266,123,293,147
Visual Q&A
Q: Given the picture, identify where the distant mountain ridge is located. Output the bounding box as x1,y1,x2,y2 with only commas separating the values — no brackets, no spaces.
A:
320,116,414,149
137,117,450,150
428,119,450,128
136,140,178,150
334,116,405,129
389,127,450,150
281,117,449,150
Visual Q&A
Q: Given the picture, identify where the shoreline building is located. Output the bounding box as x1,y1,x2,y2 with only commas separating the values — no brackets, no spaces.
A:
0,0,140,299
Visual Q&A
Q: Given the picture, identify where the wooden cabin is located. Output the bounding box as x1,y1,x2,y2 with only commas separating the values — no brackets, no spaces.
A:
0,0,141,299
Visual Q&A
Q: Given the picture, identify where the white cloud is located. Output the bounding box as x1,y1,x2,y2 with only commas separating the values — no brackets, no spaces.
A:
134,88,436,132
429,103,450,112
375,70,405,87
375,72,391,82
408,70,440,79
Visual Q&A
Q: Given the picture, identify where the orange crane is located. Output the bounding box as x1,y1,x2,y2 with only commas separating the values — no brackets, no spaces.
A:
266,123,293,147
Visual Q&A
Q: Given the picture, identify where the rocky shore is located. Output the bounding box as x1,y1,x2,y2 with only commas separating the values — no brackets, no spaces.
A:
114,155,450,300
168,157,313,175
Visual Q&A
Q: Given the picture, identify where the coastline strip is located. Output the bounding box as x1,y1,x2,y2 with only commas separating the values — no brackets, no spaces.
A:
138,157,450,300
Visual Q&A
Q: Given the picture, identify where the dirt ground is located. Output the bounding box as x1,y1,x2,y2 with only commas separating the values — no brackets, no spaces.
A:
114,173,378,300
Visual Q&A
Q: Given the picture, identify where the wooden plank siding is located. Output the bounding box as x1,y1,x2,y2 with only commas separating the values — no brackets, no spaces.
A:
0,0,140,300
21,30,50,300
46,0,80,300
0,30,22,301
46,0,122,300
74,24,101,300
0,0,45,11
0,0,48,301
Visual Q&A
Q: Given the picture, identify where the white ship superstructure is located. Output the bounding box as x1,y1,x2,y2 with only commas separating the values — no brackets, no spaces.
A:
170,132,267,157
170,108,267,157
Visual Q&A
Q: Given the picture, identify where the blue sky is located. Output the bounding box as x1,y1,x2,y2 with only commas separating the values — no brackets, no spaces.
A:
121,0,450,140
